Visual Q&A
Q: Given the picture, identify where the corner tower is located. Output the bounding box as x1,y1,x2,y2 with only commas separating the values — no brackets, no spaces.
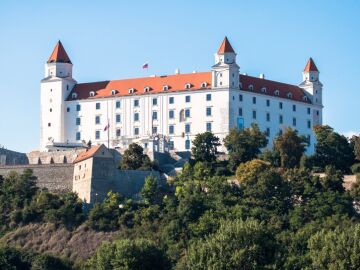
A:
299,57,323,125
40,41,77,151
211,37,240,89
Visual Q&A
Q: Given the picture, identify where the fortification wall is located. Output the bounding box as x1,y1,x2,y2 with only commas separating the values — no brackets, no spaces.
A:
0,164,74,192
0,148,28,165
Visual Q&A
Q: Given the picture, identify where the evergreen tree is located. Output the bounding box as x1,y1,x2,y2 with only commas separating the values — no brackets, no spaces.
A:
191,132,220,163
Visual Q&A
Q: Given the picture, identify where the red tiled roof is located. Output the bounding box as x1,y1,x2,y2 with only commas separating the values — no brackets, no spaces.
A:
303,57,318,72
73,145,102,163
47,41,72,64
217,37,235,53
67,72,310,104
240,74,311,103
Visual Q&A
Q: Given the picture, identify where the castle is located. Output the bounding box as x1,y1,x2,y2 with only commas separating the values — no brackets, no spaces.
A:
40,37,323,154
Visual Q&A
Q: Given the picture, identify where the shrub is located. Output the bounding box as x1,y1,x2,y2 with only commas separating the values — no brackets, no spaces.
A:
351,163,360,174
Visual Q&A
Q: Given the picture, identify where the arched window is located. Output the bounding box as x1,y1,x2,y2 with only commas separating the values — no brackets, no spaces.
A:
201,82,207,88
274,90,280,96
287,92,293,99
248,84,254,91
72,93,78,99
144,86,150,92
129,88,135,94
111,89,117,95
261,87,267,93
185,83,191,89
163,85,169,91
303,95,308,101
89,91,95,97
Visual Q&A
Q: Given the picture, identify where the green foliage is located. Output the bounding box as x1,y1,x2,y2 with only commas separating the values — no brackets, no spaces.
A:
31,254,72,270
313,125,355,173
141,175,160,204
191,132,220,162
274,127,308,168
350,135,360,161
187,219,276,270
87,238,170,270
235,159,270,183
308,224,360,270
119,143,154,170
224,124,267,171
351,163,360,174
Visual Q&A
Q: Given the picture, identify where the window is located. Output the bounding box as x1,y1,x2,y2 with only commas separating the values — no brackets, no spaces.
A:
266,112,270,122
293,117,297,126
293,104,296,112
89,91,95,97
129,88,135,94
279,115,283,124
206,122,212,132
169,110,174,119
185,109,190,118
152,126,158,134
185,124,191,133
253,97,256,104
206,94,212,101
96,103,100,110
152,111,158,120
134,113,139,121
201,82,207,88
239,94,243,102
239,107,243,116
116,101,121,108
274,90,280,96
266,100,270,107
287,92,293,99
185,83,191,89
307,135,311,145
239,82,243,89
249,85,254,91
95,130,100,139
307,120,311,129
48,123,51,127
266,128,270,137
185,139,191,150
261,87,267,93
279,102,283,109
116,129,121,137
111,90,117,95
116,114,121,123
76,132,81,140
185,95,191,103
76,104,81,111
95,116,100,124
316,110,319,116
134,127,139,135
50,108,52,112
169,97,174,104
307,107,311,114
252,110,257,119
163,85,169,91
76,117,81,125
206,107,212,116
67,85,69,91
169,125,174,134
152,98,158,106
279,129,283,135
67,107,70,112
144,86,150,92
134,99,139,107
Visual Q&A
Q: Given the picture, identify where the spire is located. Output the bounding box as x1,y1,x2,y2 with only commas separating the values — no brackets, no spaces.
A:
217,36,235,54
47,41,72,64
303,57,318,72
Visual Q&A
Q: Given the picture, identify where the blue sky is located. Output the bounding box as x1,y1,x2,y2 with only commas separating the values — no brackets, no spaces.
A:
0,1,359,152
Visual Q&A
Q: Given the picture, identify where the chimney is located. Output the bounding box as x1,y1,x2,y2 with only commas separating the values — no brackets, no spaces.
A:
259,73,265,79
192,70,197,73
175,68,180,74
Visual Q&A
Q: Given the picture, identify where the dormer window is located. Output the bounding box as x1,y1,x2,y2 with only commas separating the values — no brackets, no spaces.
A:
185,83,191,89
144,86,150,92
274,90,280,96
261,87,267,93
72,93,78,99
248,85,254,91
111,89,117,95
239,82,242,89
200,82,207,88
129,88,135,94
303,96,308,101
89,91,95,97
287,92,293,99
163,85,169,91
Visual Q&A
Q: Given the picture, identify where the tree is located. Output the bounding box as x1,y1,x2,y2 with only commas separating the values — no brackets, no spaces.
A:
350,135,360,161
224,124,267,171
235,159,271,183
187,219,276,270
31,254,72,270
87,238,170,270
191,132,220,163
313,125,355,172
273,128,307,168
120,143,153,170
308,224,360,270
141,175,160,204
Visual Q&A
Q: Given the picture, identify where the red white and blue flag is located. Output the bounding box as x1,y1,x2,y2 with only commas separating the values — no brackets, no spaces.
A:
142,63,149,69
103,123,110,131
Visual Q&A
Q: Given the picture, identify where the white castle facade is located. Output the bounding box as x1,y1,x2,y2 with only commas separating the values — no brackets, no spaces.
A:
40,37,323,153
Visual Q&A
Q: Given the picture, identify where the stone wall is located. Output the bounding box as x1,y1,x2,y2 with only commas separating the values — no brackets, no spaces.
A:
0,164,74,192
0,148,28,165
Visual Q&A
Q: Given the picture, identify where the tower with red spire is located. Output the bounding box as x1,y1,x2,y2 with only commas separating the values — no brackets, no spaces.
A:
211,37,240,89
299,57,323,125
40,41,77,151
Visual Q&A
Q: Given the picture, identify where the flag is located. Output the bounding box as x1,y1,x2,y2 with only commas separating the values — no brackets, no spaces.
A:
142,63,149,69
103,123,110,131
